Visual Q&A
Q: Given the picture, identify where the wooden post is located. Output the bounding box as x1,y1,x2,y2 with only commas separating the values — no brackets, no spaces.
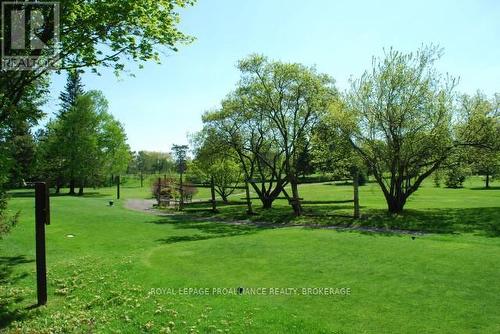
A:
245,181,253,215
157,177,161,206
179,172,184,211
116,175,120,200
35,182,50,306
353,170,360,219
210,176,217,213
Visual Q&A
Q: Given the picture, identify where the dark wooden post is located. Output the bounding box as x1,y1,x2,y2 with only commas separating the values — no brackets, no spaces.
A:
116,175,120,200
245,181,253,215
210,176,217,213
179,172,184,211
353,170,360,219
35,182,50,306
157,177,161,206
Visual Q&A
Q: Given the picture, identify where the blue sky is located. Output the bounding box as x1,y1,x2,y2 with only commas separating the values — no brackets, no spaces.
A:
42,0,500,152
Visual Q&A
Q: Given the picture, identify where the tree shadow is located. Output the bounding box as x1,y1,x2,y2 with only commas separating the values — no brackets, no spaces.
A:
6,191,35,198
0,255,34,330
354,207,500,237
172,201,500,237
301,200,354,205
150,215,262,244
8,190,108,198
469,186,500,191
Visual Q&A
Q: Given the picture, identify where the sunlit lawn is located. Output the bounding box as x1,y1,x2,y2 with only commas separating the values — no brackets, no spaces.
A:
1,176,499,333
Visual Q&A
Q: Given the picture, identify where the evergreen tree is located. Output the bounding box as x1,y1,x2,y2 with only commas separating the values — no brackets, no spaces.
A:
59,70,85,116
59,70,85,193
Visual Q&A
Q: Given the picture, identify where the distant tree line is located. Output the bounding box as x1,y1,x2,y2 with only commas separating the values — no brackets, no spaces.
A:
127,151,177,186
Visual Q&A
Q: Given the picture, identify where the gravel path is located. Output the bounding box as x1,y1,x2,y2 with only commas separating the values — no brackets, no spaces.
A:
124,199,162,214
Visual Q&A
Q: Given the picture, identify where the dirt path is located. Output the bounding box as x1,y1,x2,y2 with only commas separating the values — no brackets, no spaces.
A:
124,199,169,215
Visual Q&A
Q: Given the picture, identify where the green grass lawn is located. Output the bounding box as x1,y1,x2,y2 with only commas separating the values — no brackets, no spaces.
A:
1,177,500,333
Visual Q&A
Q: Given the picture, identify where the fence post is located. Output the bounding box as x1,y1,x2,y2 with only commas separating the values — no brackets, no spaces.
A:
353,170,360,219
179,173,184,211
35,182,50,306
116,175,120,199
245,181,253,215
157,177,161,206
210,176,218,213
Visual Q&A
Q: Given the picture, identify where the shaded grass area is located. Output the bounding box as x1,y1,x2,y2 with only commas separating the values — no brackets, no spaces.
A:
151,217,260,244
179,177,500,237
183,203,500,237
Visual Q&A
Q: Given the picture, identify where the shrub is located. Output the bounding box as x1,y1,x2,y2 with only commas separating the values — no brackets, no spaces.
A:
151,177,178,199
182,183,198,202
433,171,443,188
445,166,469,188
358,170,368,186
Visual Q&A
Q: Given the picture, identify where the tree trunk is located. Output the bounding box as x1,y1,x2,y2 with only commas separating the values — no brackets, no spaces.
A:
210,176,218,213
290,178,302,216
78,185,84,196
486,173,490,189
69,179,75,195
179,172,184,211
353,171,360,219
245,181,253,214
386,196,406,214
262,197,273,209
116,175,120,200
55,178,61,194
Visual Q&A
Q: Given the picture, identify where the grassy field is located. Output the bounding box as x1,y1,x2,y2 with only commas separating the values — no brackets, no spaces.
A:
1,177,499,333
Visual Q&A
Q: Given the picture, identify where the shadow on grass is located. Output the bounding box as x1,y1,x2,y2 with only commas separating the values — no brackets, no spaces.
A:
355,207,500,237
161,200,500,237
7,190,108,198
469,186,500,191
6,191,35,198
0,255,34,329
150,214,263,244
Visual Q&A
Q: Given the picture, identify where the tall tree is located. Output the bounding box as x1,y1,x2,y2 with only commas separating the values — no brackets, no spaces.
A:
202,96,288,209
235,55,336,215
59,70,85,116
59,71,85,193
192,130,242,203
342,45,457,214
37,91,130,195
312,100,364,180
458,92,500,188
60,94,102,195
